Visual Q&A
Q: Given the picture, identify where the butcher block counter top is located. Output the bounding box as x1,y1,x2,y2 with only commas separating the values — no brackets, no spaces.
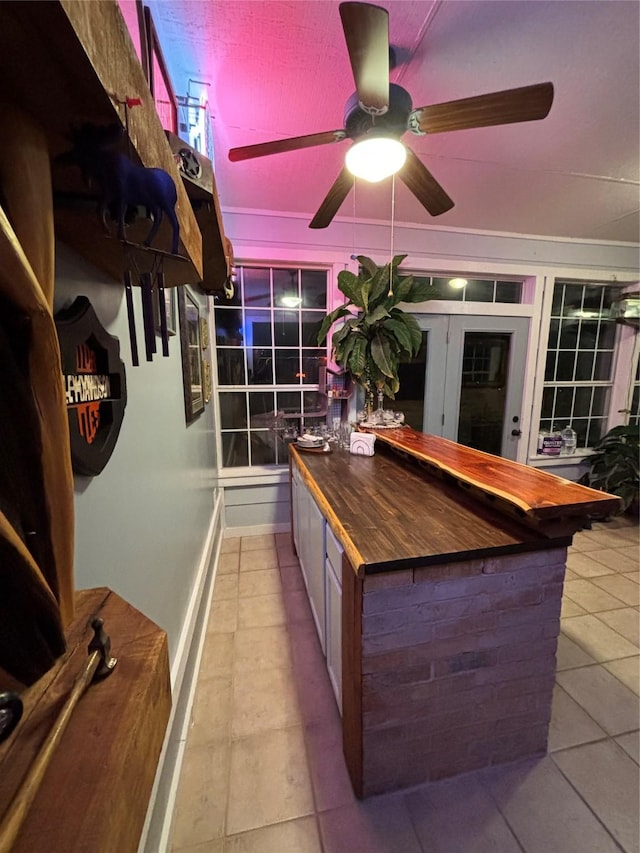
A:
289,428,618,577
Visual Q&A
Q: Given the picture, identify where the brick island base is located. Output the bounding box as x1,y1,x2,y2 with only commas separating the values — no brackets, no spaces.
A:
342,546,567,797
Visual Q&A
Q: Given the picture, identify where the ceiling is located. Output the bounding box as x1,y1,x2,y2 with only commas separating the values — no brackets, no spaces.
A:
148,0,640,244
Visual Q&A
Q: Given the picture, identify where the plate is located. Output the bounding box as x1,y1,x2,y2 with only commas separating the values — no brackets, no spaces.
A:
296,443,331,453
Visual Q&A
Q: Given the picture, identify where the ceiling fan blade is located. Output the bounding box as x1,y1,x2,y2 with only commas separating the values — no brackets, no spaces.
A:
399,148,454,217
229,130,347,162
339,2,389,114
309,167,355,229
411,82,554,135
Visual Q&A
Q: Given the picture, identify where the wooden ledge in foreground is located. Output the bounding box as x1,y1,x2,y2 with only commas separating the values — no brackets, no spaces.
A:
368,427,621,532
0,587,171,853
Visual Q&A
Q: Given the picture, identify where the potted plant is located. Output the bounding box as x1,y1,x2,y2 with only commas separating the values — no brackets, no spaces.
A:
317,254,440,415
580,423,639,515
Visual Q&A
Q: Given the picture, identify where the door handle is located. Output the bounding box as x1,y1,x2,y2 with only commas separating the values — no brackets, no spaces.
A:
511,429,522,437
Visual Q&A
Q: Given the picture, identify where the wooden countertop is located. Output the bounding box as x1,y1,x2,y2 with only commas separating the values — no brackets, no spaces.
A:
290,444,568,576
368,427,621,522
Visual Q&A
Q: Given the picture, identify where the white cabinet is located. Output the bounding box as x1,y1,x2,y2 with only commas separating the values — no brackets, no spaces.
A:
294,471,326,654
292,465,343,711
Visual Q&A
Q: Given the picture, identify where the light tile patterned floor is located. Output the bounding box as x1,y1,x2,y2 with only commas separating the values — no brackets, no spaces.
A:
170,518,640,853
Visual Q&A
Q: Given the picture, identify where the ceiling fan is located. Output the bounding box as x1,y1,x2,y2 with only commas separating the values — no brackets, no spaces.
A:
228,2,554,229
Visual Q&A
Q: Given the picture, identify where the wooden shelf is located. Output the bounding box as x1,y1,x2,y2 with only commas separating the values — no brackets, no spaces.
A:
0,1,205,287
0,587,171,853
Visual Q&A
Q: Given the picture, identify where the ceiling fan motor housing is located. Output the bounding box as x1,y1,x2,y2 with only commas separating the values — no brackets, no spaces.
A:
344,83,413,140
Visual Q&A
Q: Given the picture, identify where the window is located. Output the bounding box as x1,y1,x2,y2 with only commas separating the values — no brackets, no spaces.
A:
407,274,523,304
214,265,328,468
540,280,624,449
630,357,640,427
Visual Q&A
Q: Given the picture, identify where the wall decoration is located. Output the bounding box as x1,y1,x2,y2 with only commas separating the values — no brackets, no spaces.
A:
202,359,212,403
178,286,205,422
55,296,127,476
200,316,209,349
155,285,177,336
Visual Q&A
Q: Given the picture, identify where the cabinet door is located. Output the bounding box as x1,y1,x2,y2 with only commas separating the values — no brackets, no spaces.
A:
306,496,326,653
325,556,342,713
291,467,300,557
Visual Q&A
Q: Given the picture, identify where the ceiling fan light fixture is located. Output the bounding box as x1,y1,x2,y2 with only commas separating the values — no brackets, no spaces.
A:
280,295,302,308
345,137,407,183
449,277,468,289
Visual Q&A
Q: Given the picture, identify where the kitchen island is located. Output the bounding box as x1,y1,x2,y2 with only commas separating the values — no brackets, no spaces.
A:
289,427,619,797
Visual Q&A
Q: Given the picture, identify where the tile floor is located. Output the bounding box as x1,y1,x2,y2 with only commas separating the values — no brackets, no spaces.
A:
170,518,639,853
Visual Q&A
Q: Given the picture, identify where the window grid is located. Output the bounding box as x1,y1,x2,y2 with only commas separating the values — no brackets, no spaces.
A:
407,274,523,304
214,265,328,468
630,357,640,427
540,280,623,449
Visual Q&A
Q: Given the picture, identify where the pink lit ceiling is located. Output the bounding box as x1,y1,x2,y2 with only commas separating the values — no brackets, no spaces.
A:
148,0,639,243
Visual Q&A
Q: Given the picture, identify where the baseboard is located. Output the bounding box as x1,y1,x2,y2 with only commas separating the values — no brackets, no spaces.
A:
138,491,223,853
224,521,291,538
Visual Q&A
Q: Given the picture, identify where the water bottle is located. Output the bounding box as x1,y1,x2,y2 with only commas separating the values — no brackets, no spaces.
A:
560,425,577,456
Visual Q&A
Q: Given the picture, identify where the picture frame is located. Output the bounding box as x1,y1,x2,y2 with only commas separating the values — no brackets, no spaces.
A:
155,286,177,336
177,286,205,422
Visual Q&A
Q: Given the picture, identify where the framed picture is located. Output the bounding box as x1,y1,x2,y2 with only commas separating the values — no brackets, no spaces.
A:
155,286,177,336
177,287,205,422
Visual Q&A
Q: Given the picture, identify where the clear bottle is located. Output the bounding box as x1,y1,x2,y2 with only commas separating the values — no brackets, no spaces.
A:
560,424,577,456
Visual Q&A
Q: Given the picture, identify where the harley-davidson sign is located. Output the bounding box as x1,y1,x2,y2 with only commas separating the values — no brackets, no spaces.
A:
55,297,127,476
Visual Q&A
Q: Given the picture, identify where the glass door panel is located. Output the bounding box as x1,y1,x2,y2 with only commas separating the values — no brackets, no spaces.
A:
457,332,511,456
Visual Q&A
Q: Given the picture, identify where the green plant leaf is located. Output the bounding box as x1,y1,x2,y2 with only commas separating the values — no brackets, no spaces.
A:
364,304,390,327
332,316,359,344
348,336,368,376
387,274,414,307
357,255,378,278
391,309,422,353
337,270,366,308
317,306,353,344
381,318,413,356
371,330,396,378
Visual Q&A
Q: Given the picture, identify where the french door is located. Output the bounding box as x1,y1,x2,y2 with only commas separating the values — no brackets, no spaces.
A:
393,316,529,460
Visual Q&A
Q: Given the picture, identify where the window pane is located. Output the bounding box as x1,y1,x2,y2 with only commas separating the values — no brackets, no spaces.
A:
301,311,324,346
573,419,589,448
250,430,276,465
597,321,616,349
246,348,273,384
562,285,584,317
301,349,325,383
301,269,327,309
592,387,609,416
277,391,302,414
556,352,575,381
249,391,275,427
594,351,613,380
273,268,299,309
215,308,243,345
541,387,555,419
550,285,564,316
432,277,464,301
217,349,245,385
577,321,598,349
303,390,324,413
463,279,494,302
559,320,578,348
219,392,246,428
245,309,272,346
583,286,604,313
555,387,574,419
575,351,594,381
587,419,607,446
574,387,593,417
273,310,299,346
243,267,271,307
221,431,249,467
495,281,521,303
545,351,557,381
548,319,560,350
275,349,299,384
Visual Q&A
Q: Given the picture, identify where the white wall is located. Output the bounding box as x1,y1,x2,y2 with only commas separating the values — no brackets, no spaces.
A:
54,243,218,667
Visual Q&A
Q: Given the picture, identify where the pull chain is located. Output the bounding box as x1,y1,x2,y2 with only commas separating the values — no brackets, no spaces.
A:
388,173,396,297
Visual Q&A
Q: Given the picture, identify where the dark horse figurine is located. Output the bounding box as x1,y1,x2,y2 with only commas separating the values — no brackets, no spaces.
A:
60,123,180,254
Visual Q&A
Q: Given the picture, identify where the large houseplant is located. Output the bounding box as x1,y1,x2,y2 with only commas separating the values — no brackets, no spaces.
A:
580,423,639,515
317,254,439,409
